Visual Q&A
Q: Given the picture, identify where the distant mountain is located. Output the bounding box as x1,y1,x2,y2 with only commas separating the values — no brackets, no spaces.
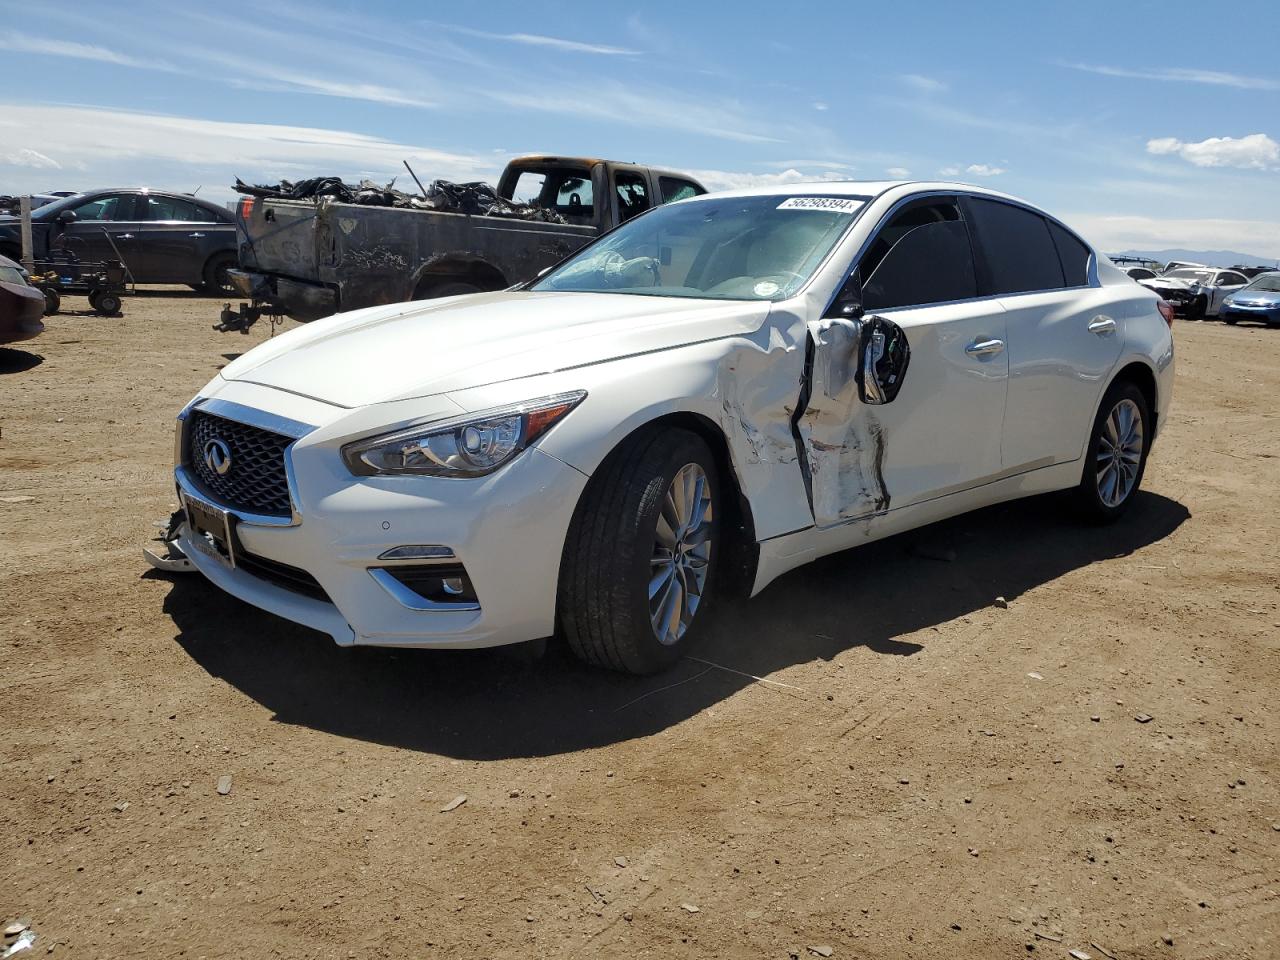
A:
1113,248,1280,269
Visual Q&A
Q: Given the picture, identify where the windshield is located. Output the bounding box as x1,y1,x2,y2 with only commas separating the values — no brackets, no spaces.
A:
1243,273,1280,293
27,193,86,221
0,265,26,285
532,193,868,301
1165,268,1214,281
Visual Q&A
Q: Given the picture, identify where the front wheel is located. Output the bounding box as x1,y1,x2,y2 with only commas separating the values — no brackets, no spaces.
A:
559,427,720,674
1073,381,1150,522
1222,314,1238,326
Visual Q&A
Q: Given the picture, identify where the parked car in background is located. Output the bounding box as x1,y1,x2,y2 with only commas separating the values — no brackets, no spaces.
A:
1108,255,1162,275
0,253,46,344
1138,266,1248,318
1218,272,1280,327
164,180,1173,674
0,189,238,293
1123,266,1158,281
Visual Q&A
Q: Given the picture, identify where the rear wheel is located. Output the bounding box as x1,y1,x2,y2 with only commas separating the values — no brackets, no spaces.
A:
1073,381,1150,523
94,292,122,316
202,253,237,296
559,427,720,674
42,288,60,315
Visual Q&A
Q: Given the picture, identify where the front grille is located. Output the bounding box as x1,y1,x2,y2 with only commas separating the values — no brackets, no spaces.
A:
187,411,293,516
237,550,330,603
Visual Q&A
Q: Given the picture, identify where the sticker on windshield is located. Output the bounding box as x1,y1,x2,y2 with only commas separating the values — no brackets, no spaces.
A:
753,280,780,298
777,197,864,214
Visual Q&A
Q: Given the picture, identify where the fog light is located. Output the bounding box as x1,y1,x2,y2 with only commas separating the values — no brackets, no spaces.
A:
442,577,465,596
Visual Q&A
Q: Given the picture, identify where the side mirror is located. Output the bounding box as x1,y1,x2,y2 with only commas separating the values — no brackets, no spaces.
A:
57,210,78,224
828,271,864,319
856,315,911,406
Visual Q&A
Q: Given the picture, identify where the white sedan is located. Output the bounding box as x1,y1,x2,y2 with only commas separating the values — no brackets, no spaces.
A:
166,181,1174,673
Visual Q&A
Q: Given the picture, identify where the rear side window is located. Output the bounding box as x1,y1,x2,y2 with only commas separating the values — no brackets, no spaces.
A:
967,197,1065,295
141,196,211,222
1047,221,1091,287
659,177,704,203
615,172,650,223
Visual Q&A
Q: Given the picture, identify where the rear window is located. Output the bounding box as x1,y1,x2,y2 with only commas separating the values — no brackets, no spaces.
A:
141,196,212,222
967,197,1065,295
1047,221,1091,287
659,177,704,203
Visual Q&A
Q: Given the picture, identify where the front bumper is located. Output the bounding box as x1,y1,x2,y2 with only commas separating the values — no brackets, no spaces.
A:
174,392,589,650
1219,303,1280,325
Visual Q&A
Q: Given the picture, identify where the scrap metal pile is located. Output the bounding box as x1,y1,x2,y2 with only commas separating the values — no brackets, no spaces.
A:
232,176,566,224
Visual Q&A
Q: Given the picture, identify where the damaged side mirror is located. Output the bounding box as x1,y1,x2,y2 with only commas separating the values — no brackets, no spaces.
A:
856,314,910,405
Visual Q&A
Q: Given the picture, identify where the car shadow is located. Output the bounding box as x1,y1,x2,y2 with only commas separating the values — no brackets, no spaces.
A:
0,347,43,373
160,491,1188,760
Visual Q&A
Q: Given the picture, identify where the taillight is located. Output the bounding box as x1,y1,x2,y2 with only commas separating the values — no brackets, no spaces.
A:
1157,299,1175,329
238,197,255,221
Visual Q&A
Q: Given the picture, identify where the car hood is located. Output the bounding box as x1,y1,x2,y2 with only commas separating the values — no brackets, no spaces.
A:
221,290,771,407
1229,290,1280,306
1139,277,1198,291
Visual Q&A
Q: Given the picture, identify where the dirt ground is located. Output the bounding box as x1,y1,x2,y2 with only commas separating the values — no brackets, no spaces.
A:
1,288,1277,960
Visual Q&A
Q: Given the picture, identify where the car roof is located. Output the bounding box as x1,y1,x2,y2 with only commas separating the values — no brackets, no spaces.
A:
0,253,20,270
690,179,1044,209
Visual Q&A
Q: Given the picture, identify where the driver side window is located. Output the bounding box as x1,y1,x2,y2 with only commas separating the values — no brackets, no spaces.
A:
859,199,978,310
71,194,134,221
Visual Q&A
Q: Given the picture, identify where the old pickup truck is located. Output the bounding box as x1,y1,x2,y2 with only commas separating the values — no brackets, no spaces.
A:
218,155,706,329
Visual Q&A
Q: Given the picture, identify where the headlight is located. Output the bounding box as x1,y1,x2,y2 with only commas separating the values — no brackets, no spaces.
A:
342,391,586,477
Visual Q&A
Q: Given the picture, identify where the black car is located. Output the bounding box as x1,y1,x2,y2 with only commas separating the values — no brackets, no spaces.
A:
0,189,238,293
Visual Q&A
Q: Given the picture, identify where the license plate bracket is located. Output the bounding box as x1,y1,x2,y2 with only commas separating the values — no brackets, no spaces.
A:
183,494,238,569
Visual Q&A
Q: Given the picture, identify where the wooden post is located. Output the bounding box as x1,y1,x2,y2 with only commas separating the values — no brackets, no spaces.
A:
19,196,35,271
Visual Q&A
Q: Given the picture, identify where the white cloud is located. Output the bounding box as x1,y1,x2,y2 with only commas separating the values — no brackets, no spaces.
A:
1,148,60,169
0,103,494,202
965,163,1006,177
1063,62,1279,91
812,102,829,111
688,168,847,191
1065,213,1280,260
1146,133,1279,171
433,23,639,56
901,73,947,93
938,166,961,177
0,32,176,71
886,167,911,178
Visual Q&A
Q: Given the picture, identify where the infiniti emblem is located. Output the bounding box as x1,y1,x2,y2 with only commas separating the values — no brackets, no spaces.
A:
203,438,232,476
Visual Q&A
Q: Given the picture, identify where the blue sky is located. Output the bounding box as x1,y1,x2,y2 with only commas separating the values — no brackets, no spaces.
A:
1,0,1277,257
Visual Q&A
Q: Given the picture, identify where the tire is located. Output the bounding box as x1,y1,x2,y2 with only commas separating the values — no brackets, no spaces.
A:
94,293,122,316
1073,381,1151,523
559,427,721,674
42,288,60,316
419,281,482,300
202,253,237,296
1186,296,1206,320
1222,314,1238,326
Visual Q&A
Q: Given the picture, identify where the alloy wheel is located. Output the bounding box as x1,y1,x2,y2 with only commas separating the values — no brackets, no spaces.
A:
1096,397,1144,508
648,462,714,645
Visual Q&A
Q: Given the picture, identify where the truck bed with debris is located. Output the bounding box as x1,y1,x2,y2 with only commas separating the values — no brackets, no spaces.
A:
220,156,706,328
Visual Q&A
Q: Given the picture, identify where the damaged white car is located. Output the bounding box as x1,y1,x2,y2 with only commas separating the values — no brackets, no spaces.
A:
161,181,1174,673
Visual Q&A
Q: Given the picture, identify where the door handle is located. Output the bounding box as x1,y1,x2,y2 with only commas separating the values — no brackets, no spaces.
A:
964,338,1005,359
117,233,135,240
188,232,206,238
1088,315,1117,336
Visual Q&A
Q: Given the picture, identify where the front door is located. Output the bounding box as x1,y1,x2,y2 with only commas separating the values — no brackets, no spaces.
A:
798,198,1009,527
56,193,143,272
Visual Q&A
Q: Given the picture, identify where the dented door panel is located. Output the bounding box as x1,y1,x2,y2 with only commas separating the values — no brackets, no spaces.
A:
799,300,1009,529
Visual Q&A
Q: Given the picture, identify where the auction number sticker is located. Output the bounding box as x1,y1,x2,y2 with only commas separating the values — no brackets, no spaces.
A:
777,197,864,213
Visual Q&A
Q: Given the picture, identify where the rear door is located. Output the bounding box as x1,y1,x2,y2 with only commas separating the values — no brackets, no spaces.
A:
963,196,1121,470
611,166,655,225
133,195,226,283
799,195,1009,527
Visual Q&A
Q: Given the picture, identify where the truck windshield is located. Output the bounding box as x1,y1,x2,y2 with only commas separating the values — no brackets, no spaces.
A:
532,193,868,301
